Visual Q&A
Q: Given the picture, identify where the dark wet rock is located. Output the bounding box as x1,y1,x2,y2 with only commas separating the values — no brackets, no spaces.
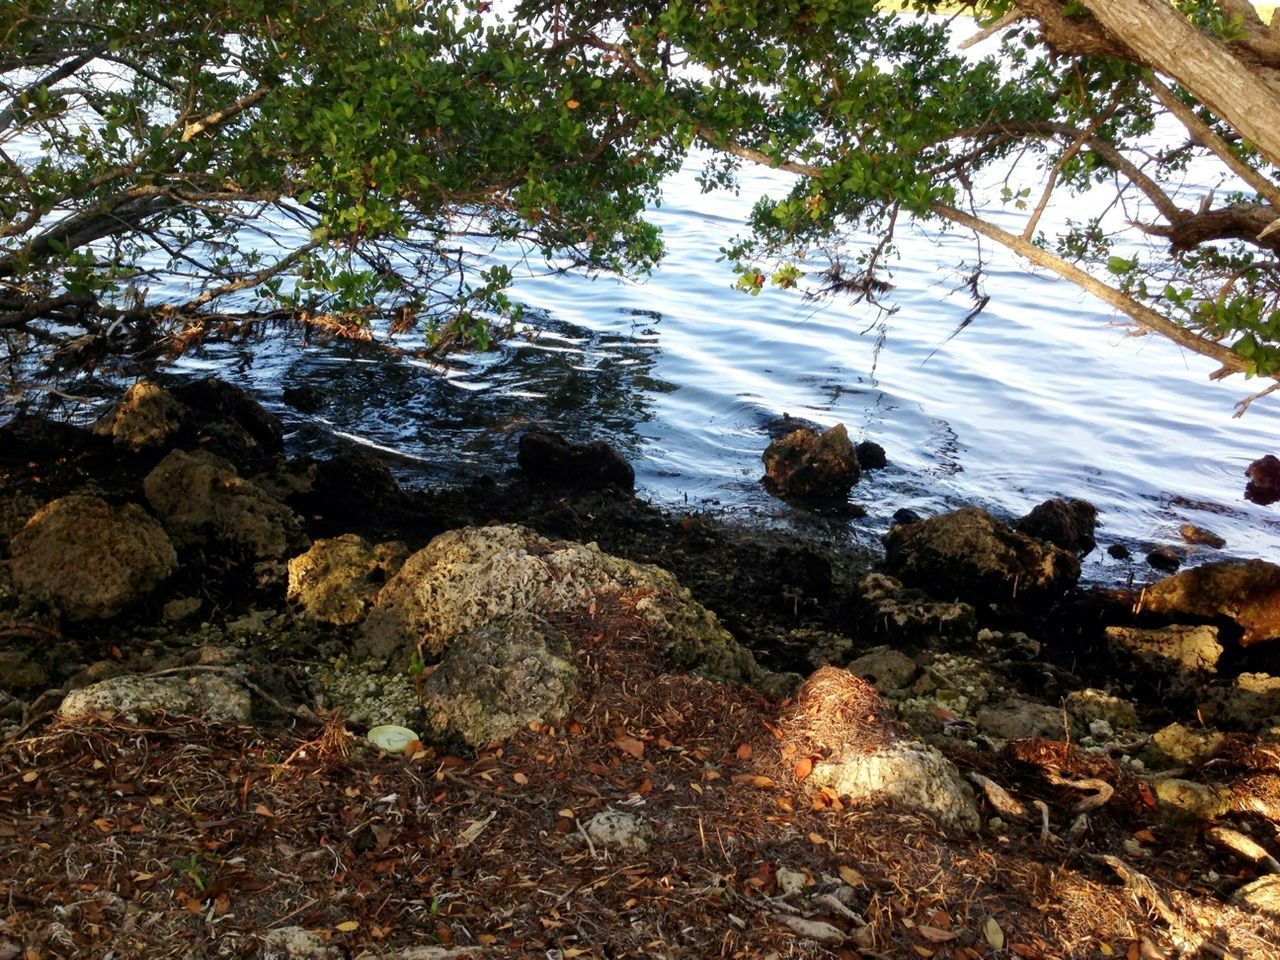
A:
883,507,1080,607
144,449,308,561
1146,546,1182,573
171,377,283,457
1015,498,1097,556
517,429,635,492
1246,454,1280,506
301,450,409,531
0,648,48,693
975,699,1062,741
770,544,833,600
58,672,252,724
282,384,325,413
854,440,887,470
780,667,979,832
1142,560,1280,646
891,508,922,526
92,381,188,453
1180,523,1226,549
762,424,860,500
9,494,176,621
357,524,787,695
419,612,578,748
855,573,975,642
287,534,410,626
1107,543,1132,560
1105,624,1222,675
845,646,918,692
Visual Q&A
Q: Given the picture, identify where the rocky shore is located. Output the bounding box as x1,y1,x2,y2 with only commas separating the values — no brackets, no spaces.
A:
2,378,1280,959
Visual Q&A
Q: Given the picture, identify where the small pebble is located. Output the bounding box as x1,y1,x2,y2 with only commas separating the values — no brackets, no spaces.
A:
1107,543,1131,560
1146,546,1182,572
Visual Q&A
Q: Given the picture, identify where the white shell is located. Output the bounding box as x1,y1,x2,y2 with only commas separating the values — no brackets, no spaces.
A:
366,724,419,753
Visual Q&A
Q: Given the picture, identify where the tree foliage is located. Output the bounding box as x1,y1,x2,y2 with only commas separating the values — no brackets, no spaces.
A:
6,1,1280,411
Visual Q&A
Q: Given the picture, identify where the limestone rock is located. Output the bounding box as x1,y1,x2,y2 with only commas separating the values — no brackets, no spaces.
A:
1105,624,1222,674
846,646,918,692
1141,560,1280,646
1064,689,1139,732
1245,454,1280,506
58,673,251,723
1235,874,1280,920
762,424,860,500
1015,498,1097,556
1147,723,1225,768
883,507,1080,606
92,381,188,453
144,449,308,560
9,495,176,620
357,524,775,691
419,613,578,748
976,699,1062,742
287,535,409,626
1214,673,1280,729
1153,778,1232,824
517,429,635,491
1180,524,1225,550
585,809,654,853
779,667,979,832
259,926,339,960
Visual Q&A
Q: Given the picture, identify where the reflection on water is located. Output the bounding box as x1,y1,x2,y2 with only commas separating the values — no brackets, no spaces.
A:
141,156,1280,583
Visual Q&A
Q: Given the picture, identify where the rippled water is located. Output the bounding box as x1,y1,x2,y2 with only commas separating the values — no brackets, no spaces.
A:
159,152,1280,584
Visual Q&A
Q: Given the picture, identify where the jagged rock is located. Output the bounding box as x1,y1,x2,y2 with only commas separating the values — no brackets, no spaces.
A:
517,429,635,491
287,535,409,626
1146,723,1225,768
1180,524,1226,549
778,667,979,832
1105,624,1222,674
762,424,860,500
357,524,783,694
1146,546,1182,573
1015,498,1097,556
1214,673,1280,729
58,673,251,723
976,699,1062,741
1153,778,1232,824
92,381,188,453
1235,875,1280,920
854,440,887,470
856,572,975,642
585,810,654,853
1064,689,1139,732
883,507,1080,606
9,495,176,620
1246,454,1280,506
144,449,308,561
1141,560,1280,646
845,646,918,692
419,613,578,748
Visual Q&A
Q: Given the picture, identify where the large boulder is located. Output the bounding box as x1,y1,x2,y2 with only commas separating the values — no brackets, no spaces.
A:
171,377,283,457
517,429,635,491
1140,560,1280,646
287,535,409,626
777,667,979,832
144,449,308,561
883,507,1080,606
1015,498,1097,556
9,495,176,620
92,381,188,453
357,524,778,692
418,612,578,748
762,424,860,500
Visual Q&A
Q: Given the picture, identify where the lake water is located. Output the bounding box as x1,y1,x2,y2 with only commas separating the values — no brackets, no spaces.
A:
166,152,1280,585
